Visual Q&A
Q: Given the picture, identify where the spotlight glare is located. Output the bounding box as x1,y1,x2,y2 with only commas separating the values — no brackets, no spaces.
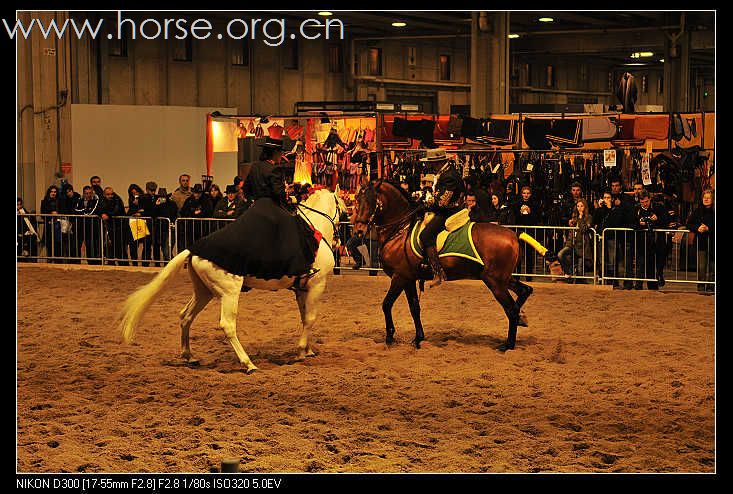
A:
539,17,554,22
392,22,407,27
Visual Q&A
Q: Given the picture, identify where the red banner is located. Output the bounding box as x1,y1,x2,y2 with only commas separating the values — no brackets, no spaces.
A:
205,114,214,176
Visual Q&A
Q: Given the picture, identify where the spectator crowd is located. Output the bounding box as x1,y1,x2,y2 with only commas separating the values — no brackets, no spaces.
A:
17,171,714,292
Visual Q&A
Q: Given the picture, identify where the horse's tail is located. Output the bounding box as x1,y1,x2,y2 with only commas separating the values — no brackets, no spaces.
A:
120,249,191,344
518,232,548,256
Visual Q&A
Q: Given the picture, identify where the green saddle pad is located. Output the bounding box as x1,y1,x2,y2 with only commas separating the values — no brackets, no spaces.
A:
409,220,484,266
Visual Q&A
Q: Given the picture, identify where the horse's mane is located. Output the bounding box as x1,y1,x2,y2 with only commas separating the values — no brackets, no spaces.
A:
303,188,331,206
378,180,413,205
375,180,423,228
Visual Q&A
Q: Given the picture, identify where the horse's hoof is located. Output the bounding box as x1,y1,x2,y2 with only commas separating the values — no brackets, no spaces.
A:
245,366,258,375
412,338,423,349
181,356,200,366
297,346,317,361
497,343,515,352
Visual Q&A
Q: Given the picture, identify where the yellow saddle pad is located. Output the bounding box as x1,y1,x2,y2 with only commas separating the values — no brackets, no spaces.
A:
410,209,483,265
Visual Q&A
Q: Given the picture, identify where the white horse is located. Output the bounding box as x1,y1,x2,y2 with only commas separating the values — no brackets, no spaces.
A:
119,187,347,374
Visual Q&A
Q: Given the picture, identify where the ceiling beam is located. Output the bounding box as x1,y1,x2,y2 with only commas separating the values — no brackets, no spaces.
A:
393,11,470,25
552,12,628,27
335,11,450,31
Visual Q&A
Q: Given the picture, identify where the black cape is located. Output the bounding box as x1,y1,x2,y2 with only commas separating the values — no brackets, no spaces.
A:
189,161,319,279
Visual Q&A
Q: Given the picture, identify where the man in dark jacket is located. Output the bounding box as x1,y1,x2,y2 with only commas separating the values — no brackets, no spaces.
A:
214,184,248,220
513,185,541,281
74,185,102,264
59,183,82,263
609,178,637,289
466,192,491,223
686,189,714,292
633,190,670,289
464,176,492,222
99,186,129,265
593,190,625,286
152,187,177,263
179,183,214,249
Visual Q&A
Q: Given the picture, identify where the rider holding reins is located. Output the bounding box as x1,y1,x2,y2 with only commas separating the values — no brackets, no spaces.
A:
188,128,320,288
418,148,466,287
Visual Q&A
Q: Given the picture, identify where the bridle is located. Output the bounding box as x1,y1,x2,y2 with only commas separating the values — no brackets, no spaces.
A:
356,180,422,243
296,193,344,254
354,180,382,230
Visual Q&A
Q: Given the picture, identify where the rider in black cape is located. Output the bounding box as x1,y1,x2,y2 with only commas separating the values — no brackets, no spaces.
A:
188,135,320,282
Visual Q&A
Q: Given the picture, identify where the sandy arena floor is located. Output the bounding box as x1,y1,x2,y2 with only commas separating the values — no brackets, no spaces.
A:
17,265,715,473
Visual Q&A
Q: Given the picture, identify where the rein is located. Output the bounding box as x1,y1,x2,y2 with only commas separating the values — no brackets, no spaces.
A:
295,195,343,260
369,181,422,244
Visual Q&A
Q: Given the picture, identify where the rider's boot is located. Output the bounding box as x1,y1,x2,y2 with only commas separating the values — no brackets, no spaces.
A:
426,246,446,288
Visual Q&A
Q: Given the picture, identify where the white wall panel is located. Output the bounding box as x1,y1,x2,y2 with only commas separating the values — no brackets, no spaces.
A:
71,104,238,201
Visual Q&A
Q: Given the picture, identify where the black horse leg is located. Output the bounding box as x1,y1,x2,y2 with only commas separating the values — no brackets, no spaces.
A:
483,277,520,351
404,282,425,348
382,277,406,344
508,276,533,309
508,277,533,327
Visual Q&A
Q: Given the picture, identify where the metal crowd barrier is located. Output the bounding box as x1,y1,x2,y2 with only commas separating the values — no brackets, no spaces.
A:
601,227,715,290
17,213,104,265
103,216,173,267
336,223,382,274
17,215,715,292
504,225,598,283
173,217,235,255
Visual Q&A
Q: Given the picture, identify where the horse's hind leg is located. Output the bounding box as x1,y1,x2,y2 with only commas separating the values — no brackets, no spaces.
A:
404,281,425,348
179,267,213,363
508,277,533,327
482,276,520,351
295,277,326,360
220,293,258,374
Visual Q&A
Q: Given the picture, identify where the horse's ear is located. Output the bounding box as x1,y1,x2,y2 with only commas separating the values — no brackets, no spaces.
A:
334,184,341,196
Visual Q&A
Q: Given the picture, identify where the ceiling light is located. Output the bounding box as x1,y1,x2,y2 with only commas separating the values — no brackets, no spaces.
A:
624,63,646,66
538,17,554,22
630,51,654,59
508,34,520,39
659,58,665,63
392,22,407,27
318,11,333,16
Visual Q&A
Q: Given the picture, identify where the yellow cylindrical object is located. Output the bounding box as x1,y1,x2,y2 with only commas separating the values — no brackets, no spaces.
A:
519,232,548,256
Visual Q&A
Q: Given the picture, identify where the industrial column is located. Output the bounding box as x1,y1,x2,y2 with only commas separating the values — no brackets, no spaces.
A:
470,11,509,117
663,13,691,112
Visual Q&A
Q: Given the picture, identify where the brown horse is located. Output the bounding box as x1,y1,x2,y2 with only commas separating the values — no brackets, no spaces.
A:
352,179,541,351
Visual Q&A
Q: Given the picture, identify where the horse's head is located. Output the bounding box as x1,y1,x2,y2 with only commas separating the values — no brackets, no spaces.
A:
352,180,381,236
303,185,347,251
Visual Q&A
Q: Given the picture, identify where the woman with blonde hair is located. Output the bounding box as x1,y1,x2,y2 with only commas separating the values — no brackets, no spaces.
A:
557,198,594,282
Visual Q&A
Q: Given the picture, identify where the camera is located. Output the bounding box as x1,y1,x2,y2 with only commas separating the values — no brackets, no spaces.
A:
639,216,655,231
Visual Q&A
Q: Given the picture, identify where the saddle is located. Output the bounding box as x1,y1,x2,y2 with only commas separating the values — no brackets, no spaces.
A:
419,209,470,250
411,209,484,267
